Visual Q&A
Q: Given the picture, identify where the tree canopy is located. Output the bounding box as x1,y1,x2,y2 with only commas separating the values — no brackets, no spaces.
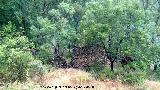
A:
1,0,160,85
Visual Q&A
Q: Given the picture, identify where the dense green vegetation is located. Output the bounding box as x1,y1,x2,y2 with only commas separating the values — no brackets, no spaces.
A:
1,0,160,86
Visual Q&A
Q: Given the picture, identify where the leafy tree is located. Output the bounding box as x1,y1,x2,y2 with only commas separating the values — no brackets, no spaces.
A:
0,24,35,82
0,38,35,82
30,1,87,63
79,0,152,71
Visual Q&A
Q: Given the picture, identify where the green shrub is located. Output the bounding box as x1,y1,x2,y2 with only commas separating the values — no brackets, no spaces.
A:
115,61,147,85
150,67,160,81
28,60,48,79
86,59,146,85
38,43,53,64
86,60,104,73
86,60,115,80
96,66,115,80
120,71,146,85
0,36,36,82
8,50,35,82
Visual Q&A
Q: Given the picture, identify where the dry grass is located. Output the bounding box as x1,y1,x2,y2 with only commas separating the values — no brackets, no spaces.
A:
0,81,43,90
40,68,131,90
143,80,160,90
1,68,160,90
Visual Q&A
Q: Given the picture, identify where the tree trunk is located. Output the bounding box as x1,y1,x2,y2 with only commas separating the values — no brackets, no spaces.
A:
110,61,114,71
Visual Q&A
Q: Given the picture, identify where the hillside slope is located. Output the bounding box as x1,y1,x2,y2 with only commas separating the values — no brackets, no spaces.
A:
39,68,132,90
2,68,160,90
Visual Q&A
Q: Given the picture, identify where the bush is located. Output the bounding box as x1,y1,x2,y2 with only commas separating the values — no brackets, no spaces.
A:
86,60,105,73
114,61,147,85
86,60,115,80
120,71,146,85
28,60,48,79
8,50,35,82
85,60,146,85
0,36,36,82
38,43,53,64
150,67,160,81
96,67,115,80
